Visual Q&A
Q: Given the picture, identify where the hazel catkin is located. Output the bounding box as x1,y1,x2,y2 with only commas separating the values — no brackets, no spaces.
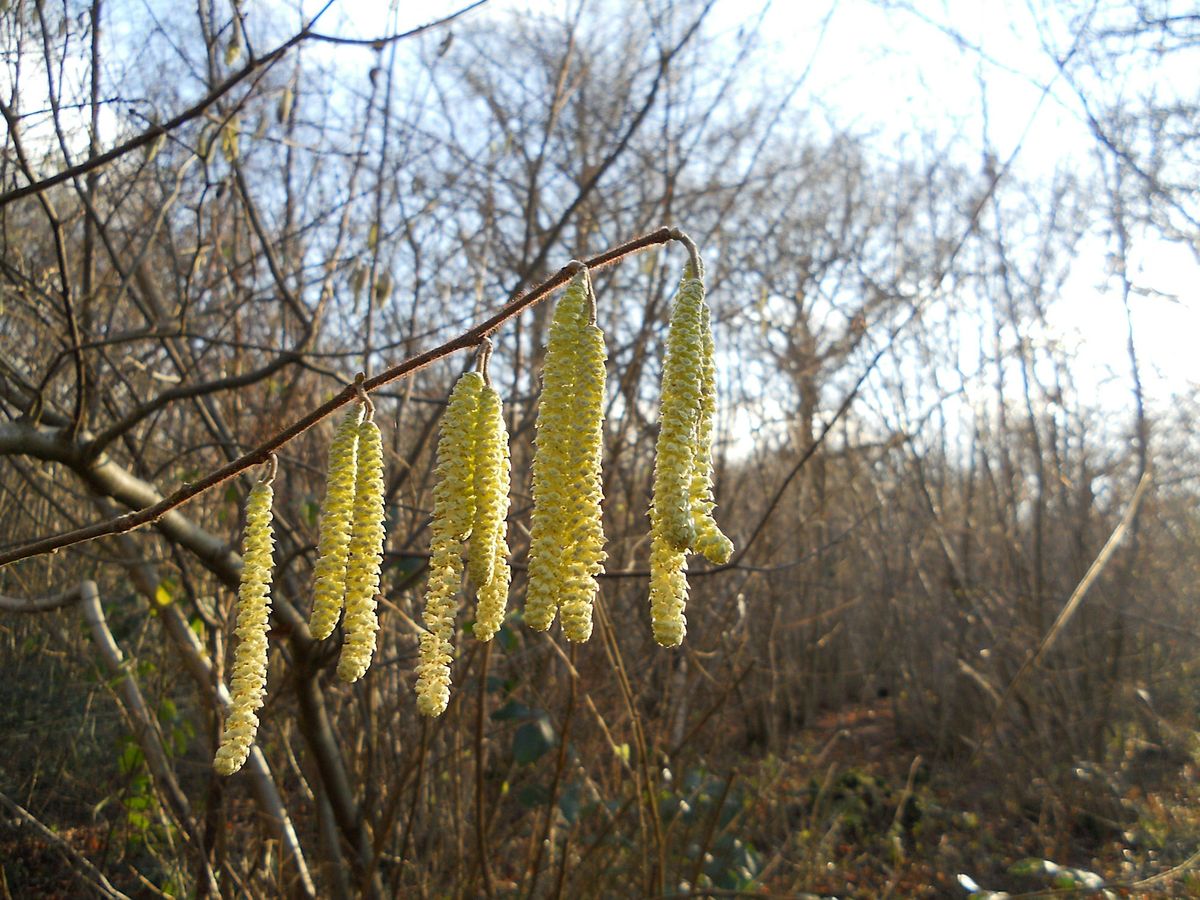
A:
527,269,608,635
214,479,276,776
688,297,734,566
648,259,734,647
470,381,512,642
653,273,705,553
415,372,483,716
559,307,607,643
337,415,386,683
309,404,364,640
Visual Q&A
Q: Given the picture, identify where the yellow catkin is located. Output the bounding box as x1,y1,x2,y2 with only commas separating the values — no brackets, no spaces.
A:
337,417,386,683
689,298,734,565
525,272,589,632
475,534,511,643
559,311,607,643
470,382,512,642
653,273,705,553
649,261,734,646
648,527,688,648
214,480,276,775
309,404,364,640
468,384,505,589
415,372,483,716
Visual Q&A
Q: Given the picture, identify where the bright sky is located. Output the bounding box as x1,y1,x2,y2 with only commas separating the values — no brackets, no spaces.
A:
321,0,1196,414
15,0,1187,418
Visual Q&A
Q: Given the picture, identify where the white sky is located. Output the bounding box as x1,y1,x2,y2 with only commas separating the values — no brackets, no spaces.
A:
16,0,1188,418
321,0,1197,413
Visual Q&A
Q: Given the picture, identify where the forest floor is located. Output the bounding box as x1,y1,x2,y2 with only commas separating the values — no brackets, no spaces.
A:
3,696,1199,898
735,699,1200,898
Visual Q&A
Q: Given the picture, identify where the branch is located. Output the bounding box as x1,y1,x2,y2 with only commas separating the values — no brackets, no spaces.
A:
0,228,678,567
970,469,1153,762
0,0,486,210
307,0,489,46
0,791,132,900
0,583,83,612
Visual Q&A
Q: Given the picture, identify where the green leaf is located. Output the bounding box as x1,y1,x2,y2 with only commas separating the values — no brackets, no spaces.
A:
157,699,177,723
559,784,582,823
497,623,519,652
512,720,555,765
492,700,537,722
1008,858,1046,877
518,783,550,808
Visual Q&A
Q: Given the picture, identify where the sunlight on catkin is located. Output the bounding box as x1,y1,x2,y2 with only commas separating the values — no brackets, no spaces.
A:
468,382,505,590
337,413,387,683
309,403,364,640
689,296,734,566
214,476,276,776
416,372,483,716
654,272,705,552
649,255,734,647
471,379,512,642
526,269,590,632
559,284,607,643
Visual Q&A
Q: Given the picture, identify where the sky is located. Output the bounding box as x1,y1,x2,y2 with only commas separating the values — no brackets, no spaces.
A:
316,0,1197,414
12,0,1193,417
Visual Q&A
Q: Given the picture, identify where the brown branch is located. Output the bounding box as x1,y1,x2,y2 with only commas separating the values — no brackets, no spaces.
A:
307,0,489,46
0,227,676,568
0,0,491,212
0,583,84,612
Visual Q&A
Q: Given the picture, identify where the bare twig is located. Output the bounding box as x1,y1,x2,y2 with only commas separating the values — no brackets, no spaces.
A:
0,791,132,900
0,0,336,210
0,228,680,568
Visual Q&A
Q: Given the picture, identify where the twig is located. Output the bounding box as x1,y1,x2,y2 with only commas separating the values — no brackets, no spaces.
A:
0,228,679,568
0,0,338,211
0,791,132,900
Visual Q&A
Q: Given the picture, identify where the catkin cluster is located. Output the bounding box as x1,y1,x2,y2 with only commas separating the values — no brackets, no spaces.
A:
416,368,513,717
338,417,386,682
209,237,727,749
526,268,608,641
307,399,388,683
214,478,276,776
649,262,735,647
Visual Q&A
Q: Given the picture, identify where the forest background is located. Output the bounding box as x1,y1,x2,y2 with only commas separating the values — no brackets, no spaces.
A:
2,0,1199,896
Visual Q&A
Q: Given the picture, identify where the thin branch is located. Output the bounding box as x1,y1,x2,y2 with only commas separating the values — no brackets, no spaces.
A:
0,0,342,211
0,791,132,900
307,0,488,46
0,227,677,567
0,583,84,611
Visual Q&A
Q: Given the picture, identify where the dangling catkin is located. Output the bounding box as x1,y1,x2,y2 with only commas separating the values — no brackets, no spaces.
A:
525,271,590,632
653,272,705,553
648,526,688,648
416,372,482,716
559,295,607,643
468,383,505,590
689,297,734,566
214,479,276,775
471,381,512,642
309,403,364,640
337,415,386,683
649,258,734,646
